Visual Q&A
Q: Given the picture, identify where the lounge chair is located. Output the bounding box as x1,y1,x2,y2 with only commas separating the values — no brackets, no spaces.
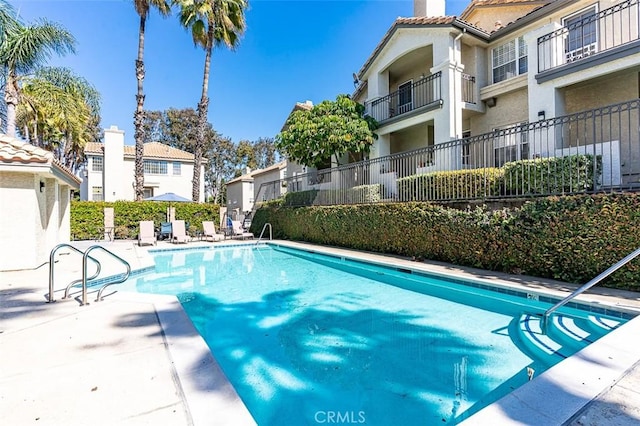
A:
138,221,156,246
171,220,189,244
202,221,224,242
231,220,254,240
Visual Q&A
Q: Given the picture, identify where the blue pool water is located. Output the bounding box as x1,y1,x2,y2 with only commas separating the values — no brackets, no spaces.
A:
119,244,629,425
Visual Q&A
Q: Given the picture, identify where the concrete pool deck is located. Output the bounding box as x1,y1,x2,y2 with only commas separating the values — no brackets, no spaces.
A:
1,239,639,425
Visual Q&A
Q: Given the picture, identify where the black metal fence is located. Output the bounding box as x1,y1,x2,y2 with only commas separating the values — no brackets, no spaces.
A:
254,99,640,208
538,0,639,72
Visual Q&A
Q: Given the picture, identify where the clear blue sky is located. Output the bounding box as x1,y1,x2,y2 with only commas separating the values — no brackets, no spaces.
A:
10,0,468,145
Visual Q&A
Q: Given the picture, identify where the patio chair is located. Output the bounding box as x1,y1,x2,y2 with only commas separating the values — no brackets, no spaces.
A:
231,220,254,240
158,222,172,241
138,221,156,246
171,220,189,244
202,221,224,242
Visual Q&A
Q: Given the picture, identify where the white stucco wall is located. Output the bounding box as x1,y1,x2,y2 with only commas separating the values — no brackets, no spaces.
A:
81,126,205,202
0,171,74,271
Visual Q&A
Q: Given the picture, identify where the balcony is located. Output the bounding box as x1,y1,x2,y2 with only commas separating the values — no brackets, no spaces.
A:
366,72,442,123
538,0,640,73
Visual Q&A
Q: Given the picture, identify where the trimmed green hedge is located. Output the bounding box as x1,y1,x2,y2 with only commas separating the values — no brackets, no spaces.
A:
397,168,503,200
503,154,602,195
251,193,640,290
71,201,220,240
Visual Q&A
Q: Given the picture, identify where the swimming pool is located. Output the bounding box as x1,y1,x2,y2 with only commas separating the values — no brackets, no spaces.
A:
119,244,631,425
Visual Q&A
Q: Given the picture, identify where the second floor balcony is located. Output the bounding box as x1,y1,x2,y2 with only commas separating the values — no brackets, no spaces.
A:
537,0,640,73
365,72,443,123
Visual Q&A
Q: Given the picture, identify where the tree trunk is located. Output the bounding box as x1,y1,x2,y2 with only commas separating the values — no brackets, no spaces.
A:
4,72,19,137
192,26,214,203
133,16,147,201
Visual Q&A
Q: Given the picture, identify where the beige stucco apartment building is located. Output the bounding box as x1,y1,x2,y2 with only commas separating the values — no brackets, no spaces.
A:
81,126,206,202
350,0,639,184
0,135,80,271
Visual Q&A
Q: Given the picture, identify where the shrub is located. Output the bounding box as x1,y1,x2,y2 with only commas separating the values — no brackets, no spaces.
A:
71,201,220,240
502,154,602,195
397,168,503,201
254,193,640,290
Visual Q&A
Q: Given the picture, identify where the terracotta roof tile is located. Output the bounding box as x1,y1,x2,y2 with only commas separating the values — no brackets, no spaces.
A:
0,134,52,164
357,16,486,79
0,134,80,184
85,141,200,162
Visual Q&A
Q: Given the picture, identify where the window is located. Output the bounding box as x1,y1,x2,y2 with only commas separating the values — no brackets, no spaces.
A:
493,123,529,167
91,156,103,172
398,80,413,114
173,162,181,176
492,36,527,84
144,160,168,175
564,7,597,62
92,186,103,201
143,188,153,198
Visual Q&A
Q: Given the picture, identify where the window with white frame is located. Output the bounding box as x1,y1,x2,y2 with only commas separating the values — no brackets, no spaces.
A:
143,188,153,198
492,36,527,84
92,186,103,201
144,160,168,175
173,162,181,176
564,6,598,63
91,156,103,172
493,122,529,167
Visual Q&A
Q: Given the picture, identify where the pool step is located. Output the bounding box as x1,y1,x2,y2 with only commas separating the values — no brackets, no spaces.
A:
515,314,571,362
515,313,624,364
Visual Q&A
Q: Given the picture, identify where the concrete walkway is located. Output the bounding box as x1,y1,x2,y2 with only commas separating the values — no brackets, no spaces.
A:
0,240,256,426
1,239,640,425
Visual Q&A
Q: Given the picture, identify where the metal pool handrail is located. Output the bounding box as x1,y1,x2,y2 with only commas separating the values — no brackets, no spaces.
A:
256,223,272,245
48,243,100,303
541,246,640,333
81,245,131,305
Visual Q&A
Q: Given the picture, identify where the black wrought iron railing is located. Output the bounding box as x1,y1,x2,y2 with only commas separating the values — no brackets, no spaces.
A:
462,73,476,104
365,72,442,123
253,99,640,208
538,0,640,72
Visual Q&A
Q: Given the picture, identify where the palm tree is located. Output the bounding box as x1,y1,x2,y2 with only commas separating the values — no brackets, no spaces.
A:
17,67,101,172
174,0,247,202
0,12,75,137
132,0,171,201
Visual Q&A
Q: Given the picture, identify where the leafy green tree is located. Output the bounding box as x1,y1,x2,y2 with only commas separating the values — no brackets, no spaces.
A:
132,0,171,200
17,67,101,172
141,106,236,203
253,136,279,169
276,94,377,168
0,8,75,137
206,135,235,204
174,0,248,202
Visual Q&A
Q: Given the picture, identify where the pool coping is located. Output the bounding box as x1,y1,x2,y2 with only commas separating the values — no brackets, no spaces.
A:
131,240,640,425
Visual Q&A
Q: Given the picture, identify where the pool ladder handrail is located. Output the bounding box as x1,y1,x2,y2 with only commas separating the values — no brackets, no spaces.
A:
48,243,100,303
255,223,272,245
541,246,640,333
83,245,131,305
48,243,131,305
